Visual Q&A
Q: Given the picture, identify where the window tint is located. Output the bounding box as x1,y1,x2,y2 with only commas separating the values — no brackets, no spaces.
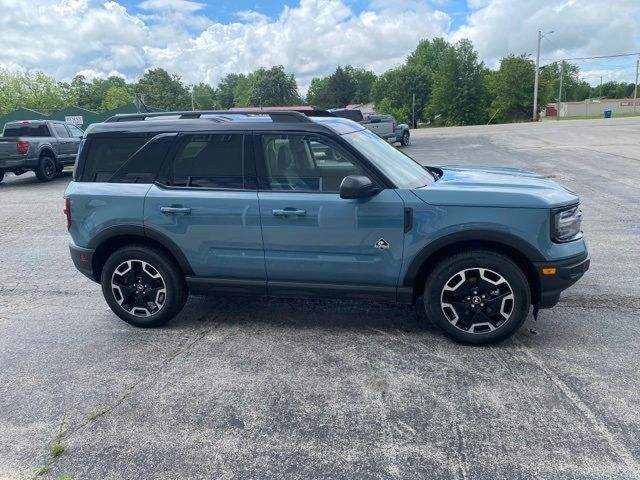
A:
2,123,50,137
161,133,244,189
67,125,84,137
81,136,149,182
261,134,364,192
110,134,175,184
53,124,70,138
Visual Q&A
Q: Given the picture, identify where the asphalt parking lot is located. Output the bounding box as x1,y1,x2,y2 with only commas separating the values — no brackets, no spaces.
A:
1,117,638,480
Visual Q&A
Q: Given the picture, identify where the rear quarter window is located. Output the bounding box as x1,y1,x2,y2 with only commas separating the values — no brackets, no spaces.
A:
80,136,151,182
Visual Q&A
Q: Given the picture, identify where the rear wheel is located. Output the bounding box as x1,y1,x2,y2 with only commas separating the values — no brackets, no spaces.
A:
101,244,188,327
401,130,410,146
423,250,531,345
35,154,57,182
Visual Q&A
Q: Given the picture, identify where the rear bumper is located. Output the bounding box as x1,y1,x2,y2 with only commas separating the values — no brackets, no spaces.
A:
0,156,37,170
69,241,97,282
534,251,590,308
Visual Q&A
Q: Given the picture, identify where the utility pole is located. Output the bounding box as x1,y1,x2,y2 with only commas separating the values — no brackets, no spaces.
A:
634,58,639,114
412,93,416,129
557,60,564,121
599,76,603,98
191,85,195,111
533,30,553,121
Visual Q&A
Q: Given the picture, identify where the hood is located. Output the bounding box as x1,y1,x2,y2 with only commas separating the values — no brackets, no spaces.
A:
412,165,579,209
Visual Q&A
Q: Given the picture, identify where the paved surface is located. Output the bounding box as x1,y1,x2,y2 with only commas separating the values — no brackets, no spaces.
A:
0,117,638,480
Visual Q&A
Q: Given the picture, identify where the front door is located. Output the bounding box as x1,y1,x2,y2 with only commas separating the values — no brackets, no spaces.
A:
144,133,265,285
256,132,405,296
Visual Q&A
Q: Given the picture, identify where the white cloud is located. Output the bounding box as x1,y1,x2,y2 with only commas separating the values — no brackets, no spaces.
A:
451,0,640,84
138,0,206,12
1,0,639,92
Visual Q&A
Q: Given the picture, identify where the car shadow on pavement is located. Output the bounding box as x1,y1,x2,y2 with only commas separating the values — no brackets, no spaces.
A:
0,171,72,188
171,294,439,335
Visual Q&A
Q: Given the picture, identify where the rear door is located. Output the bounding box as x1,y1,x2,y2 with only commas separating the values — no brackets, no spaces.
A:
144,132,266,287
51,123,78,163
256,132,405,297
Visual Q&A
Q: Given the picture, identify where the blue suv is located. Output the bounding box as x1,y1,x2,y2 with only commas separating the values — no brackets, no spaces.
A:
65,110,589,344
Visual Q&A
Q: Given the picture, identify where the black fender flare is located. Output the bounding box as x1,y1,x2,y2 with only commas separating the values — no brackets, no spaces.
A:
402,230,545,289
87,224,194,276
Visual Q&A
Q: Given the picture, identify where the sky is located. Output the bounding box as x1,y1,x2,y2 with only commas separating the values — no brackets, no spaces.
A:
1,0,639,92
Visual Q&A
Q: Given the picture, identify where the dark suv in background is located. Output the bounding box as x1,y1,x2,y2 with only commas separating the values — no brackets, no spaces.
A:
65,110,589,344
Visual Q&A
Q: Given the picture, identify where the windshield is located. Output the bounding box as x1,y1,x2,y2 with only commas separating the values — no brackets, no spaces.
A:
342,129,434,188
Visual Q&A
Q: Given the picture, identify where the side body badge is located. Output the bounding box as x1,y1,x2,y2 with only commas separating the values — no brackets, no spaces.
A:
375,238,390,250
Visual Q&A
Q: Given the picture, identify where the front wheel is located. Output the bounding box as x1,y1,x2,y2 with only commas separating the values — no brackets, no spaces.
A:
35,154,57,182
423,250,531,345
101,244,188,327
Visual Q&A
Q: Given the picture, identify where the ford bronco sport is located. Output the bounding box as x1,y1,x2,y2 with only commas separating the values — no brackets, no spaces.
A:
65,110,589,344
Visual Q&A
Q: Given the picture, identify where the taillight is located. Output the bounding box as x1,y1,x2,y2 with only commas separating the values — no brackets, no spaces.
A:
64,197,71,230
17,141,29,155
392,122,396,133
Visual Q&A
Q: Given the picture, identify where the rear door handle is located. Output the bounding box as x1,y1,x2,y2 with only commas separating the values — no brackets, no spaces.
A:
161,206,191,215
272,208,306,217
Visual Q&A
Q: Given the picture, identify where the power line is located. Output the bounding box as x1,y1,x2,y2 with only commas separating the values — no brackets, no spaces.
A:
562,52,640,61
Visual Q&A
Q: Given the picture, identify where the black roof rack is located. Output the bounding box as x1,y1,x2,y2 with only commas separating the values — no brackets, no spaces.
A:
104,109,334,124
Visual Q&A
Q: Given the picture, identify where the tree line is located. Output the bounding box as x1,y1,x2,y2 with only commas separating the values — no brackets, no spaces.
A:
1,37,638,126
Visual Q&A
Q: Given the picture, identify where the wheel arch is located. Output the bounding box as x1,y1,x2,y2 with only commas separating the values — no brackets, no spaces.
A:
38,146,56,160
88,226,194,283
404,233,542,305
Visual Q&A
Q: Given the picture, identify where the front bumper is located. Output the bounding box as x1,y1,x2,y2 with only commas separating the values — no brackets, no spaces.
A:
69,241,97,282
533,251,590,308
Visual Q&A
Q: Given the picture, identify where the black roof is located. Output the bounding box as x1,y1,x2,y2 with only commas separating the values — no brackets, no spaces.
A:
87,110,365,136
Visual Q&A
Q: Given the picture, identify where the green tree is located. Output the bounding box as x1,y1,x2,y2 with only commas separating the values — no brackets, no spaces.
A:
371,64,430,125
101,85,133,111
426,39,488,125
407,37,452,81
488,54,544,122
0,69,71,114
192,83,216,109
134,68,191,111
307,66,357,109
246,66,301,107
344,66,376,104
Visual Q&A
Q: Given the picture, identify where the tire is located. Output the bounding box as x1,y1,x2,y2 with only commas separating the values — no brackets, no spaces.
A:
35,154,57,182
56,164,64,174
423,250,531,345
0,171,4,183
401,130,410,146
100,244,188,328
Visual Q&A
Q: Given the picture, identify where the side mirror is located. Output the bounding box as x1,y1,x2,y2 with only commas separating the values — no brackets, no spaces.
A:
339,175,379,199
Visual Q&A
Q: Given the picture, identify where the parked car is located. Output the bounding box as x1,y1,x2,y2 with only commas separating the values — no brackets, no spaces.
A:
0,120,83,183
64,110,589,345
330,109,410,146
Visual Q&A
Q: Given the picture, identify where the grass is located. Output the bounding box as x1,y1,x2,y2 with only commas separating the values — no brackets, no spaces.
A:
557,112,640,120
50,443,65,458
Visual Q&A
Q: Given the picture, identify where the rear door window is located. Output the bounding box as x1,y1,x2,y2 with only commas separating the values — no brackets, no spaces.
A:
52,124,70,138
159,133,245,189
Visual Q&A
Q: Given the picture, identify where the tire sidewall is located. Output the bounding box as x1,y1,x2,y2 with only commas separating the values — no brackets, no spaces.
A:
402,131,410,146
36,155,57,182
100,245,186,327
424,251,531,345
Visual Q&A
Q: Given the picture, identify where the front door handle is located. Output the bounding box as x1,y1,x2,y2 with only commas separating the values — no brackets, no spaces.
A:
272,208,306,217
161,206,191,215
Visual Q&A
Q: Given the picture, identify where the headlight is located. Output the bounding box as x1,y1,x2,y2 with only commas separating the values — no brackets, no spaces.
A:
552,204,583,242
